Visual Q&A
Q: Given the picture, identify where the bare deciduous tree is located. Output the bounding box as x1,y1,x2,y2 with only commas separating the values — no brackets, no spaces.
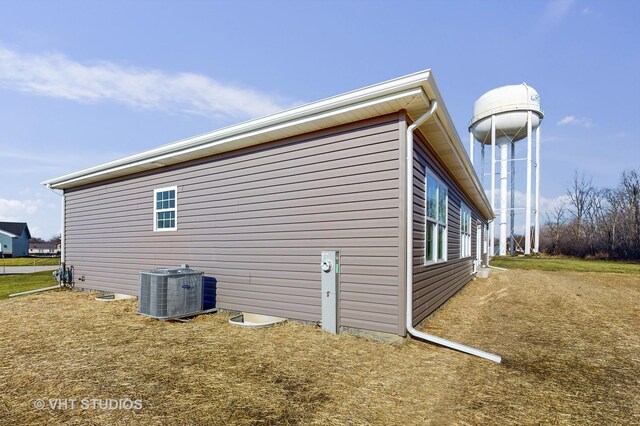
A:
541,169,640,259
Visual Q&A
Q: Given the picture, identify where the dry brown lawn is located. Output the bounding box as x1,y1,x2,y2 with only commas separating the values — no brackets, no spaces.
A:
0,269,638,425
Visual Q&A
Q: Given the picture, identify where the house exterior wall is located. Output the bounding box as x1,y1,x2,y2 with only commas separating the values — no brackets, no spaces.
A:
64,114,404,335
0,231,29,257
0,233,12,255
411,126,488,326
12,231,29,257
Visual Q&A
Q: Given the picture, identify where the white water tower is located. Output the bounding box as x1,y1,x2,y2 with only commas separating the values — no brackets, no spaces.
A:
469,84,543,256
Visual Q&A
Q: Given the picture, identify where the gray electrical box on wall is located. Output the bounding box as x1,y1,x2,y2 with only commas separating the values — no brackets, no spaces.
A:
321,250,339,333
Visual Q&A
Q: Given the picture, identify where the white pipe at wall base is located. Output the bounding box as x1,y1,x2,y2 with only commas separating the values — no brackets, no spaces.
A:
405,96,501,364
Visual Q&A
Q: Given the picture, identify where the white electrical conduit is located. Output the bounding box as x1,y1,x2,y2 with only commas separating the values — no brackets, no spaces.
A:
406,95,502,364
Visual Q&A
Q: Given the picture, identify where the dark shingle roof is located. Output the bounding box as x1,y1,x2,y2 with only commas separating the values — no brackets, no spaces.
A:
0,222,31,238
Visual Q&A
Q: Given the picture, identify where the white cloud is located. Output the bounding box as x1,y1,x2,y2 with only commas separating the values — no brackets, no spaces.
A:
543,0,576,25
0,45,294,120
556,115,593,128
484,189,571,230
0,198,42,220
557,115,576,125
581,6,601,17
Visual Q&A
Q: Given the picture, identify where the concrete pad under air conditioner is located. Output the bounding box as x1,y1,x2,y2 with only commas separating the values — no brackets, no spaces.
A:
229,313,287,328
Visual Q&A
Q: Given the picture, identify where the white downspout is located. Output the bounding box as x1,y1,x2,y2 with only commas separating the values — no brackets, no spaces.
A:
46,184,65,263
405,95,501,364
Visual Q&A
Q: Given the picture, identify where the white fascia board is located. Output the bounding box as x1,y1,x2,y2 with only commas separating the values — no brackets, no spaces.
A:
42,70,432,189
0,230,18,238
418,72,493,220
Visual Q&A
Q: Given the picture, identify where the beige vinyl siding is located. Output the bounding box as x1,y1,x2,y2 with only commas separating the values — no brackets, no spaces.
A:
64,114,402,335
411,129,487,326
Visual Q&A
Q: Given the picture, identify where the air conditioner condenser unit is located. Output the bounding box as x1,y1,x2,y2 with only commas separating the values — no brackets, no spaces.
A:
139,266,204,320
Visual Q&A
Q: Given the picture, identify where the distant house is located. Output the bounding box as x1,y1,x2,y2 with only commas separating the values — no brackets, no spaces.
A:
0,222,31,258
29,242,60,256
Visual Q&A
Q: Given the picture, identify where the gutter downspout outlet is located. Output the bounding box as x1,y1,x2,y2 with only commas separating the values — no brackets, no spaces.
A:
405,96,502,364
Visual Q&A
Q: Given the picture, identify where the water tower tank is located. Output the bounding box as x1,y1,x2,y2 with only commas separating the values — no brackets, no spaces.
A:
470,83,543,144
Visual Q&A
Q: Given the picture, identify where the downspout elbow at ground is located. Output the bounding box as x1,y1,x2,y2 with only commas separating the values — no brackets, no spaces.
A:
405,95,502,364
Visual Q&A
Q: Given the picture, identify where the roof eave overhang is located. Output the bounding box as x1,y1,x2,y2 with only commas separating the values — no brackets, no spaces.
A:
0,230,18,238
42,69,494,219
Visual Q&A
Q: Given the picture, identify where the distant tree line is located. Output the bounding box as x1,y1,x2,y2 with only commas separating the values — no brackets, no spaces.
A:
541,169,640,259
29,234,62,245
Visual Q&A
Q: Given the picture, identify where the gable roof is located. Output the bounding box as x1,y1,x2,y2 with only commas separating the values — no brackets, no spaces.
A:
0,222,31,239
42,70,494,219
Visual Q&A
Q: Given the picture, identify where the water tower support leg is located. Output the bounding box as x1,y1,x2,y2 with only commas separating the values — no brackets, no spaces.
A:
525,111,532,255
481,143,485,188
510,140,515,256
490,115,496,257
499,142,508,256
534,126,541,253
469,132,474,165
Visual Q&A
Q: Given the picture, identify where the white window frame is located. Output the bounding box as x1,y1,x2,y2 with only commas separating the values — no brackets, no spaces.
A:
153,186,178,232
425,170,448,265
460,203,472,258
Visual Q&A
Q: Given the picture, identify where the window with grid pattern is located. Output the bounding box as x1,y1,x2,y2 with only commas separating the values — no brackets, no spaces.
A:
154,187,177,231
425,171,447,264
460,204,472,258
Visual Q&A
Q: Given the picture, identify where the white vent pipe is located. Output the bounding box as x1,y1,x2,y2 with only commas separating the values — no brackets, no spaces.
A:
405,94,501,364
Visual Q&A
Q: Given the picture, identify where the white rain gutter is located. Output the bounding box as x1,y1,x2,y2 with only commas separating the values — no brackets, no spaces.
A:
405,93,502,364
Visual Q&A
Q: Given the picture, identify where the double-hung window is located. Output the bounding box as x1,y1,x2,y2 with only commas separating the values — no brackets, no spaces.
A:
460,204,472,258
154,186,177,231
425,171,447,264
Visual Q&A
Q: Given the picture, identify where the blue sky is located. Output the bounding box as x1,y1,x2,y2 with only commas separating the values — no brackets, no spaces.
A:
0,0,638,238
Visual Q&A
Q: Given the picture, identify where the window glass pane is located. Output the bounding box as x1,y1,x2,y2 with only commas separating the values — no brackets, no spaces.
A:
438,225,445,260
169,200,175,209
168,190,175,199
463,210,468,233
427,177,437,219
426,223,434,261
438,186,447,223
460,208,467,234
